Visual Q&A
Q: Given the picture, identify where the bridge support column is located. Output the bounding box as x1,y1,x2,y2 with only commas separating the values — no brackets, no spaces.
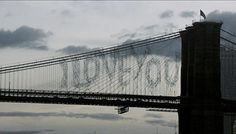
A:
179,21,223,134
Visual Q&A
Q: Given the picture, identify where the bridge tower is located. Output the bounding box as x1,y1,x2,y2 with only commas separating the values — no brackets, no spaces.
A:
179,21,223,134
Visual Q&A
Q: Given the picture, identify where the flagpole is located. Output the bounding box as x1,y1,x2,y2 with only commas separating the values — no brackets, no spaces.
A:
200,10,206,21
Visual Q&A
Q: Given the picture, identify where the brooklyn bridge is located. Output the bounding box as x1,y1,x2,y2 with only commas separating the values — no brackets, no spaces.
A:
0,21,236,134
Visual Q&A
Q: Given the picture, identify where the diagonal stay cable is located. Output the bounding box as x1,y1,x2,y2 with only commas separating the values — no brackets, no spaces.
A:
93,39,179,94
85,56,141,94
0,34,180,74
221,36,236,46
94,39,179,95
0,31,180,69
221,29,236,38
220,44,236,52
0,34,180,73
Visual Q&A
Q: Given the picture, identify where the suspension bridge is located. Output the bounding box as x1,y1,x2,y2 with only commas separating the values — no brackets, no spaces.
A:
0,21,236,134
0,29,182,109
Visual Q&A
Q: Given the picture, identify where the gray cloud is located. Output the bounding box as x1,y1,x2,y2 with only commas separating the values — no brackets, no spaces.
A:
120,35,181,60
59,23,180,59
58,45,98,54
61,9,73,17
0,131,41,134
144,113,162,118
0,112,132,121
160,10,173,19
165,23,178,31
116,24,159,40
207,10,236,33
144,113,176,128
117,33,137,40
142,24,159,31
114,23,176,42
207,10,236,42
145,119,176,128
57,38,181,62
180,11,196,18
0,26,52,50
83,113,133,121
113,22,178,42
0,129,54,134
4,12,14,18
50,9,57,14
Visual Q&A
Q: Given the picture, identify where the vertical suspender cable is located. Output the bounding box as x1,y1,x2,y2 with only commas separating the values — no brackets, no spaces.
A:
0,73,1,89
12,71,15,89
8,72,10,89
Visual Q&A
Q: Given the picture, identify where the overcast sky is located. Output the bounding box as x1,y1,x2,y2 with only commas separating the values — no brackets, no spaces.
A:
1,1,236,134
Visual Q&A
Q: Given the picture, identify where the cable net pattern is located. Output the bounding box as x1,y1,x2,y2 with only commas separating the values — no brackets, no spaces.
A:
221,29,236,100
0,33,181,96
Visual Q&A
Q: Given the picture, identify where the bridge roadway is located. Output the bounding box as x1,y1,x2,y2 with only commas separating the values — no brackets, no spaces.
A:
0,89,180,110
0,89,236,113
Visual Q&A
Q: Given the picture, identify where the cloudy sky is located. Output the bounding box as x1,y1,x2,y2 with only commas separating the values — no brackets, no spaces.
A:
1,1,236,134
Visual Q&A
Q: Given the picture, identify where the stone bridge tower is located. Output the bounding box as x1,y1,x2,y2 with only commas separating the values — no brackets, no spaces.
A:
179,21,223,134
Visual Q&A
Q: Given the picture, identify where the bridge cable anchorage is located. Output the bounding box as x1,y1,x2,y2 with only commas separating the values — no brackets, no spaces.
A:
0,33,180,74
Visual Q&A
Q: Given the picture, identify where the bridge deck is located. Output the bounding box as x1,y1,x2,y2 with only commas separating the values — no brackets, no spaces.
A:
0,89,236,113
0,89,180,110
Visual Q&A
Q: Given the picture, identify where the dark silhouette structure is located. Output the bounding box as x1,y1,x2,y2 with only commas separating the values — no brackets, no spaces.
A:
179,21,223,134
